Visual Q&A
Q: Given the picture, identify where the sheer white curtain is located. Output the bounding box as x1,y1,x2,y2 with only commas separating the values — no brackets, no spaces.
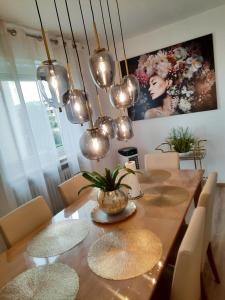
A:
0,22,84,217
51,39,86,175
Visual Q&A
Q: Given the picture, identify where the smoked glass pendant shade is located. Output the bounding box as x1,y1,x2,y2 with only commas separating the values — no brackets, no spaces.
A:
109,82,132,109
115,115,134,141
94,116,115,139
64,89,89,125
79,128,110,160
89,49,115,89
123,74,140,104
37,60,69,109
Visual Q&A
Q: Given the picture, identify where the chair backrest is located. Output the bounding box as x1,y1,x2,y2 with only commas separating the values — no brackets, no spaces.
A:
144,152,180,170
171,207,205,300
197,172,217,264
0,196,52,248
58,173,90,207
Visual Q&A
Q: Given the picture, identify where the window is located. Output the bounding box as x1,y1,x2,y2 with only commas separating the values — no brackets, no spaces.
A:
1,80,64,157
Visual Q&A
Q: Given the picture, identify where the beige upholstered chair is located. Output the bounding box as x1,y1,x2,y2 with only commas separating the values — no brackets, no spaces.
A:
0,196,52,248
171,207,206,300
58,173,90,207
198,172,220,283
144,152,180,170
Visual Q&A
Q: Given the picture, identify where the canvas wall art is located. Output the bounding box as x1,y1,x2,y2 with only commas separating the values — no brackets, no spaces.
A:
120,34,217,121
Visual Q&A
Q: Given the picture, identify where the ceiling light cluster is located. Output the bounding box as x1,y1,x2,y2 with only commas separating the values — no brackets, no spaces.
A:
35,0,139,161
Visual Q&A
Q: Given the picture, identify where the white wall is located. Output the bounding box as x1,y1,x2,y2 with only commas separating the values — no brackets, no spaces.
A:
87,5,225,181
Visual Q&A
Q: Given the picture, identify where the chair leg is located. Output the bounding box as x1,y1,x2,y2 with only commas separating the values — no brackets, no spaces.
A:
194,182,202,207
207,242,220,284
200,272,208,300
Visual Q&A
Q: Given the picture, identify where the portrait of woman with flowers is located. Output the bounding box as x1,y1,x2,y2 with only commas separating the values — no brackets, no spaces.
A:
120,34,217,121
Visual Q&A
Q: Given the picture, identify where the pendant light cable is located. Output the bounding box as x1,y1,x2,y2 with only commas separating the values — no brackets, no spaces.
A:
64,0,86,93
78,0,104,117
99,0,109,50
89,0,95,23
64,0,94,127
78,0,91,55
115,0,129,75
106,0,118,61
53,0,69,64
106,0,122,83
34,0,51,61
89,0,101,50
53,0,77,93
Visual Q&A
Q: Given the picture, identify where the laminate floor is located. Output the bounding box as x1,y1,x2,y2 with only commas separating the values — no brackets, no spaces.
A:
204,186,225,300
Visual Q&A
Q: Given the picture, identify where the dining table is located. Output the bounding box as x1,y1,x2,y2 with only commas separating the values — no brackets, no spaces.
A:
0,168,203,300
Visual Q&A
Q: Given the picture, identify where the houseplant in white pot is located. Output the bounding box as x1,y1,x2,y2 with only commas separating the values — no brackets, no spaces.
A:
167,127,196,157
78,166,137,215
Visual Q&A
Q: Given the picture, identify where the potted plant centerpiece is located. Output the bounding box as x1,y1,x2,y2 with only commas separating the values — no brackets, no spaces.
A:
167,127,196,157
78,166,137,215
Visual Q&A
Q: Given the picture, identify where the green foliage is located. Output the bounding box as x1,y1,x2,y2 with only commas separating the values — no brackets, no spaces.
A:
167,127,196,153
78,166,139,195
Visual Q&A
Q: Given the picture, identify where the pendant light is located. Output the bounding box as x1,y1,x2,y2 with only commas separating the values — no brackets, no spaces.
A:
92,0,115,139
94,93,115,139
78,0,110,160
79,0,115,139
114,114,134,141
116,0,140,104
63,0,89,125
35,0,69,111
106,0,133,141
88,0,115,89
106,0,131,110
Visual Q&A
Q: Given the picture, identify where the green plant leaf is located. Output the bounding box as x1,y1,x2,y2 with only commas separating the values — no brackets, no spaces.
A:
78,183,100,195
91,172,108,185
82,172,103,185
112,165,122,182
119,183,131,190
124,167,136,174
115,173,131,189
105,168,114,187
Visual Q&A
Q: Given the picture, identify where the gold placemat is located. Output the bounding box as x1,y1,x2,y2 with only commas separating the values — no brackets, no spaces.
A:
143,185,189,206
0,263,79,300
27,219,89,257
139,169,171,183
88,229,162,280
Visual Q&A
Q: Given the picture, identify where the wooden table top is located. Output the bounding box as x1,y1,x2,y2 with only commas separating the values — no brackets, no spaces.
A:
0,169,203,300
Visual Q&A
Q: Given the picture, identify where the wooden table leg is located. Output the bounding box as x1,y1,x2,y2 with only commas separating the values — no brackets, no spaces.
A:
194,181,202,207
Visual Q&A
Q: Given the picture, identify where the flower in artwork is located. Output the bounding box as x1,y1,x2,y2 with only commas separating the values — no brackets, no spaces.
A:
181,86,194,97
167,85,178,96
171,96,179,112
145,55,155,77
137,54,148,71
155,50,169,64
135,69,149,87
156,61,172,79
183,68,194,79
173,47,188,61
179,98,192,112
186,55,203,73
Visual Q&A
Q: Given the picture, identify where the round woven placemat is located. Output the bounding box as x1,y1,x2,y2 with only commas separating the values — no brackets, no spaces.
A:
27,219,89,257
88,229,162,280
143,185,189,206
0,263,79,300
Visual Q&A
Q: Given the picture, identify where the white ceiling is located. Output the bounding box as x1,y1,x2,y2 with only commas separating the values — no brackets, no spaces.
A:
0,0,225,43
